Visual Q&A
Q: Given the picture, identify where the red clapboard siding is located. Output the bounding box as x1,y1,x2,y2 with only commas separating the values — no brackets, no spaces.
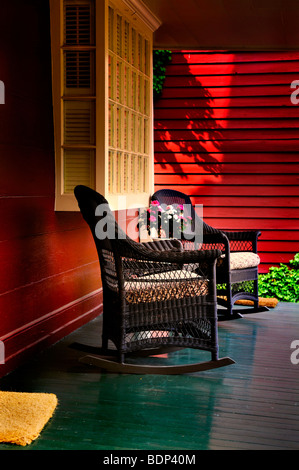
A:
162,86,297,99
155,129,299,141
259,231,299,241
155,153,299,163
166,62,299,75
0,229,98,295
190,196,299,208
162,74,299,88
0,263,101,339
155,97,298,108
155,163,299,175
154,108,299,119
202,207,298,219
171,51,299,64
154,184,299,197
0,1,102,378
154,119,299,129
154,50,299,272
155,174,298,185
201,217,299,229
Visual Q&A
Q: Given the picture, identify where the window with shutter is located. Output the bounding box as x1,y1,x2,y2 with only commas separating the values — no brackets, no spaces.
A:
50,0,160,211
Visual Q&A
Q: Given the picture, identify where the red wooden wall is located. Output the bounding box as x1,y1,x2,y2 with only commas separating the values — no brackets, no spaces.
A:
154,51,299,273
0,0,102,378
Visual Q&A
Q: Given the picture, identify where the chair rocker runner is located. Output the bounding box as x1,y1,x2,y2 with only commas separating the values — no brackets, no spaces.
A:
151,189,269,320
73,185,234,374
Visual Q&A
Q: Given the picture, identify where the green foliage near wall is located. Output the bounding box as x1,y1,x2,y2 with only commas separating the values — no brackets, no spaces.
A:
258,253,299,303
217,253,299,303
153,50,172,100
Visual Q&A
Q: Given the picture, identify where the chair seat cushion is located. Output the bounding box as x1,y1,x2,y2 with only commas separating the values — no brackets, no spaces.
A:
125,270,208,304
218,252,260,270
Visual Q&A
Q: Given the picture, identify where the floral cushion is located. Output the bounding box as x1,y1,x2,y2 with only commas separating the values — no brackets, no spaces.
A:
125,270,208,303
217,252,260,270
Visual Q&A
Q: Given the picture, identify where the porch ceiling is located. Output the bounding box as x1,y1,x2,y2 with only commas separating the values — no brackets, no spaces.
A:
143,0,299,50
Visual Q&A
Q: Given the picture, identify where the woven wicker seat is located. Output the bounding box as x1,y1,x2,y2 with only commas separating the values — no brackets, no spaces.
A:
125,271,208,303
73,185,234,374
217,252,260,270
151,189,269,320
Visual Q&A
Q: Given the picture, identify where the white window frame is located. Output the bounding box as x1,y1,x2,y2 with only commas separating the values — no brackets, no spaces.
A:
50,0,161,211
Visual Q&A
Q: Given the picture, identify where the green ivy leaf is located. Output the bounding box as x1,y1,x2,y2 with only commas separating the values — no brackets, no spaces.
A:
153,50,172,100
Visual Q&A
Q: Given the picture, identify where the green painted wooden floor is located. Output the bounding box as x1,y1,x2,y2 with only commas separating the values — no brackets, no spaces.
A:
1,303,299,451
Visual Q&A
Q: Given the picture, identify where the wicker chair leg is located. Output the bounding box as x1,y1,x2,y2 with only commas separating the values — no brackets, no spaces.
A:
218,309,243,321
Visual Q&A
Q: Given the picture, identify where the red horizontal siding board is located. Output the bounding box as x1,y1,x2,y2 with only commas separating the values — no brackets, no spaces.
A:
0,229,98,295
171,51,299,64
259,253,297,264
161,85,295,99
155,153,299,164
154,129,299,141
156,96,297,108
259,231,299,241
0,263,101,339
162,73,299,87
154,184,299,197
0,145,54,197
155,174,299,186
154,163,299,175
154,139,299,152
258,241,299,252
155,118,299,130
0,290,102,378
154,108,299,120
201,207,298,219
190,196,299,208
0,196,88,242
204,218,299,231
166,61,299,76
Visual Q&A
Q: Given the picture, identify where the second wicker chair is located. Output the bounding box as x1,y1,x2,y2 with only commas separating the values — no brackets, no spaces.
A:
151,189,268,320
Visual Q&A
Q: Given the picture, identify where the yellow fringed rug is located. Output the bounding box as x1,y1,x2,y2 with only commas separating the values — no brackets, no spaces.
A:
218,296,279,309
0,391,58,446
235,297,279,308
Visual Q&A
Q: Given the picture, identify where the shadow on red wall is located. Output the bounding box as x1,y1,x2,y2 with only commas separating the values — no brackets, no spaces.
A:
154,52,225,178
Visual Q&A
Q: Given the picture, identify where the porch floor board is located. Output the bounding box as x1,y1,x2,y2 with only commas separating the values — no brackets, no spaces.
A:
0,302,299,450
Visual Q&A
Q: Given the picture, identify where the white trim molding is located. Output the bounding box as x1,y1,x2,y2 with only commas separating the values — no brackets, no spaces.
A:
122,0,162,31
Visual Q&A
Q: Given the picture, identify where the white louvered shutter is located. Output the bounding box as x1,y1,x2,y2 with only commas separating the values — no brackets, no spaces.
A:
62,0,96,193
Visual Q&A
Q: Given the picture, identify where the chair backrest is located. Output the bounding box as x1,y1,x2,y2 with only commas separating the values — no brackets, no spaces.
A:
74,185,125,247
151,189,198,232
74,185,128,292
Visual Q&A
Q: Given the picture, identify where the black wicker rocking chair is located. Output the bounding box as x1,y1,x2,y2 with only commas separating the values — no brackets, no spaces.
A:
151,189,269,320
73,185,234,374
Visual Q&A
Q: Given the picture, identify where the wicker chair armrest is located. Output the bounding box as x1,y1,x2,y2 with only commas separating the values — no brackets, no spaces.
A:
119,239,222,265
202,232,228,245
222,230,261,242
142,239,183,252
180,229,228,250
